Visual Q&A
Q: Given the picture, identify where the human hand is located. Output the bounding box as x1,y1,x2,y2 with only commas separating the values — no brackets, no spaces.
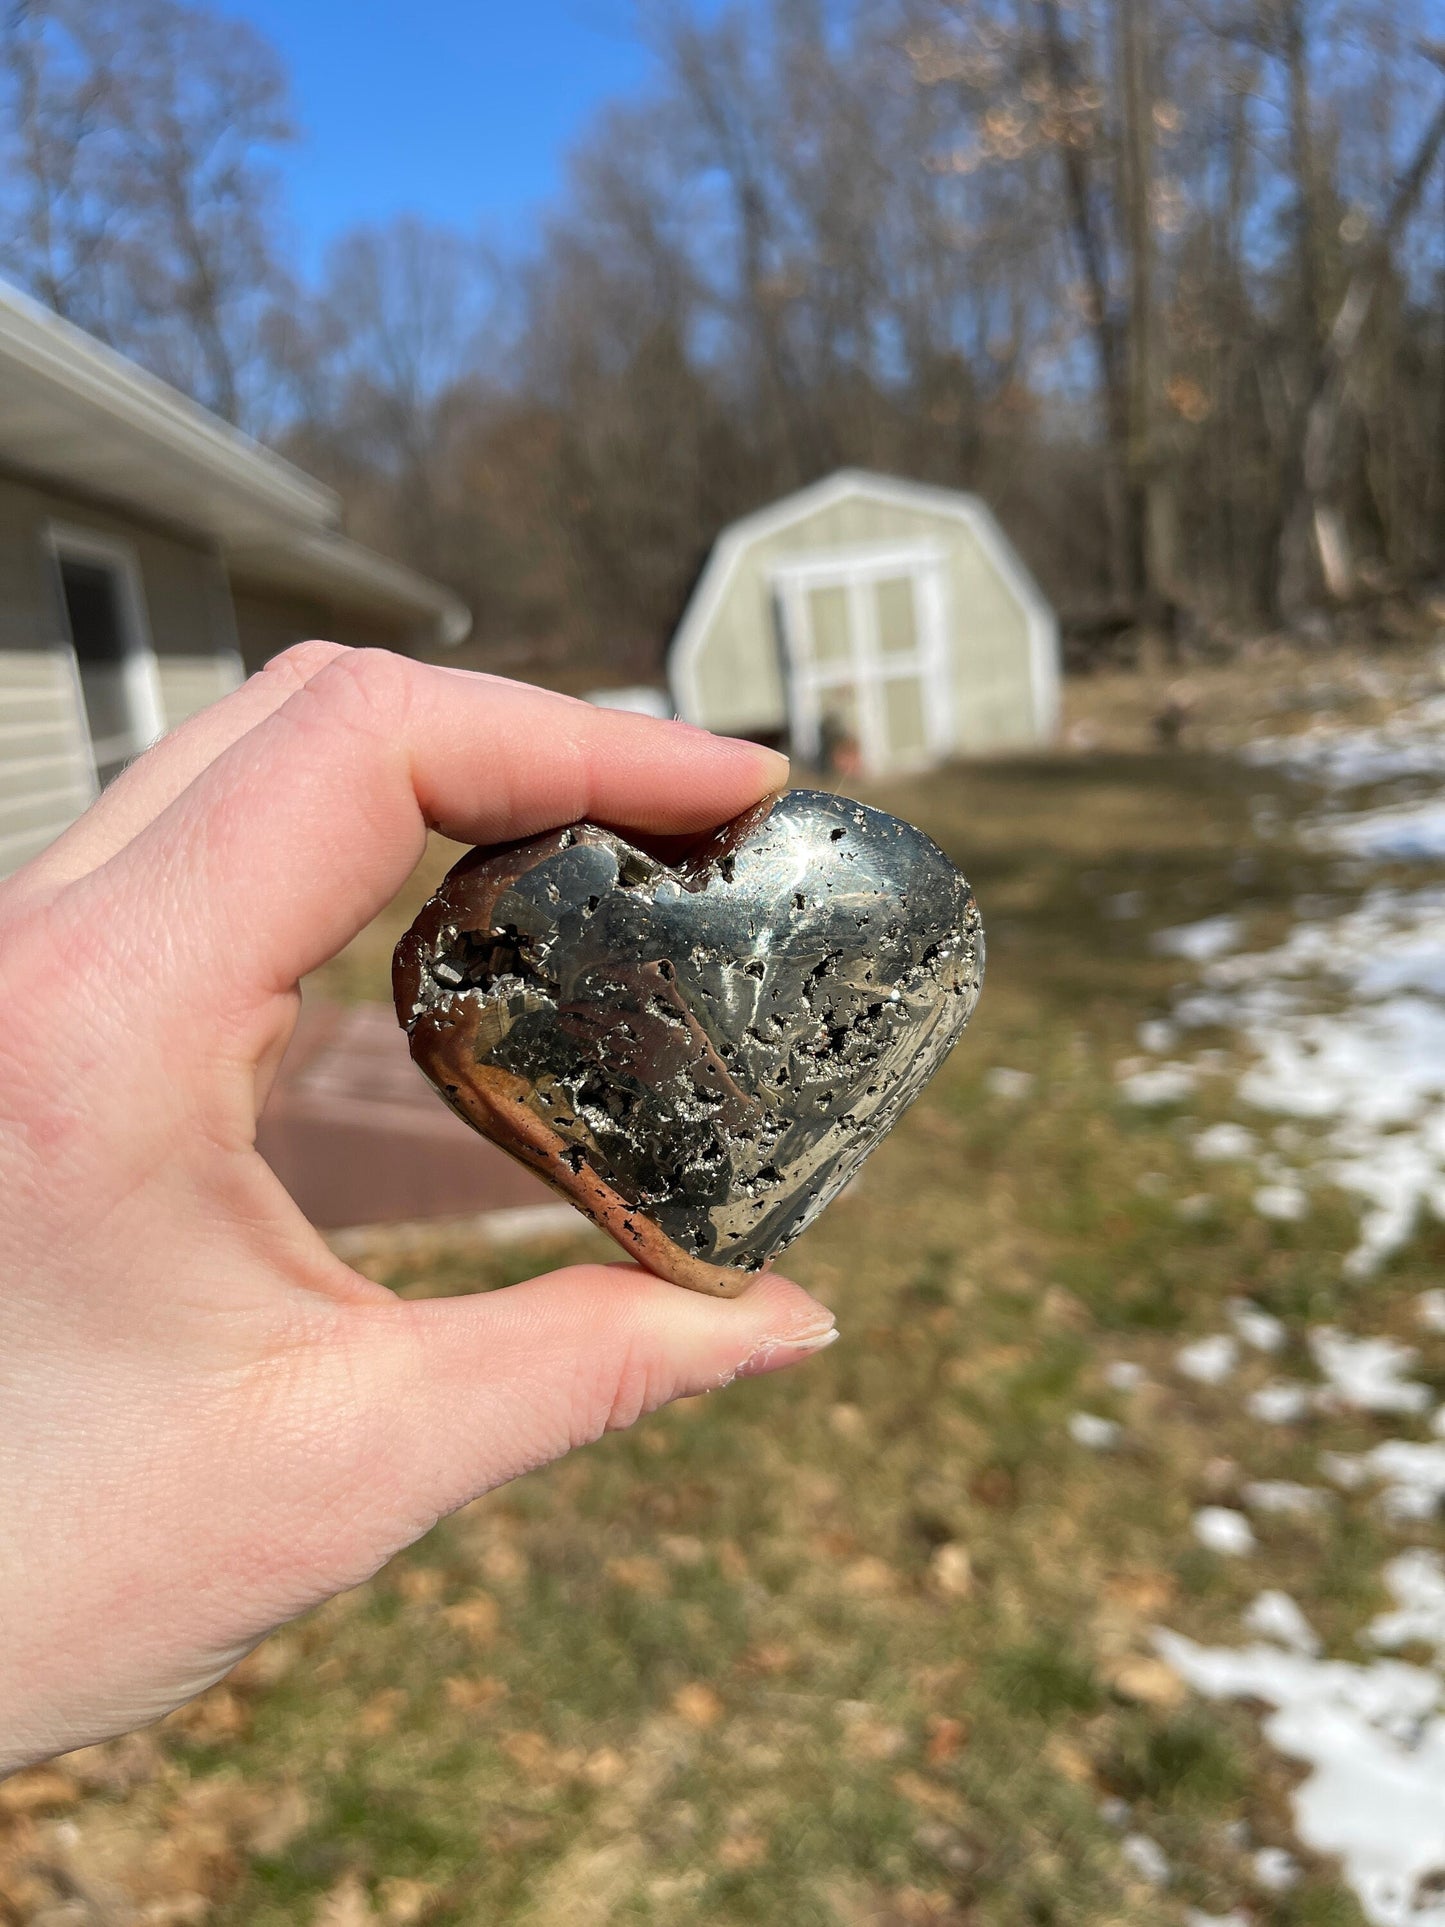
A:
0,645,837,1774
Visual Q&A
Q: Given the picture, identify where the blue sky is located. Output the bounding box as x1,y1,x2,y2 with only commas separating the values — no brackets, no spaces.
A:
225,0,664,268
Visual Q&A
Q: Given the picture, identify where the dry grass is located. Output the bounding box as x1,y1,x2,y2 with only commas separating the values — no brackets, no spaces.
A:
13,653,1438,1926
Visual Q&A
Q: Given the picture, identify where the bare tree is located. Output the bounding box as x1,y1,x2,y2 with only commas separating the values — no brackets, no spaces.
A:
0,0,294,428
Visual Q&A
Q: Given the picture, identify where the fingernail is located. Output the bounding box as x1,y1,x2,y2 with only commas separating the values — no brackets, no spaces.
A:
731,1324,840,1382
742,744,791,787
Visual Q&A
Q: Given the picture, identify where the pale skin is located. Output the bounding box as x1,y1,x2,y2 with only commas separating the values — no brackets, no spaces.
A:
0,643,837,1776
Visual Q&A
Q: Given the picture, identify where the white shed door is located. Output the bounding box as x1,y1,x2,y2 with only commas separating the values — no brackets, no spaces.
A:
773,548,952,775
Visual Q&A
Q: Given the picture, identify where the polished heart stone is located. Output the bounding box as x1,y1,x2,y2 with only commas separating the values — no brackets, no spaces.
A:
393,789,983,1297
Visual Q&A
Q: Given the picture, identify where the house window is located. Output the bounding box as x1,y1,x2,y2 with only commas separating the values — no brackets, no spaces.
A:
50,531,163,788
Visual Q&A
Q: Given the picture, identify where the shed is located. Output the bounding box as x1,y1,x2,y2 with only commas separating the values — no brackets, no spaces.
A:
669,470,1058,775
0,277,469,878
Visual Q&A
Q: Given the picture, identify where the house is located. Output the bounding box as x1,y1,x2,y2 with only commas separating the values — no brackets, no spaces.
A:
0,277,468,878
669,470,1059,776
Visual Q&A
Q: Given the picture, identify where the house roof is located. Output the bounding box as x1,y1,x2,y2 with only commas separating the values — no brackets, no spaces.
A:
0,277,470,647
668,468,1058,737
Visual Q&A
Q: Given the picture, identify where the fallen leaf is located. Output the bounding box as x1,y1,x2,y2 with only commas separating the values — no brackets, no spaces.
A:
606,1556,669,1597
843,1716,908,1762
737,1641,797,1678
444,1674,506,1713
314,1871,375,1927
0,1766,77,1814
1105,1655,1187,1709
355,1688,407,1738
499,1729,555,1781
227,1635,296,1692
925,1716,968,1765
841,1556,898,1597
660,1534,705,1566
718,1833,767,1868
582,1747,628,1789
1043,1733,1096,1786
671,1683,725,1729
968,1465,1016,1510
1104,1570,1176,1617
442,1593,500,1647
1040,1286,1091,1330
717,1541,750,1582
378,1876,439,1924
928,1544,973,1600
480,1543,529,1587
893,1884,969,1924
893,1772,970,1825
246,1783,312,1857
395,1566,448,1606
59,1730,163,1794
165,1686,249,1743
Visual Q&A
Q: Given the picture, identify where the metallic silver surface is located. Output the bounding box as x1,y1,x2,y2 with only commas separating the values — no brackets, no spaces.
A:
394,789,983,1288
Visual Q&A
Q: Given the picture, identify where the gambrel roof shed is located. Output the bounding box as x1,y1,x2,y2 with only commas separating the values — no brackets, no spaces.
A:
669,470,1059,775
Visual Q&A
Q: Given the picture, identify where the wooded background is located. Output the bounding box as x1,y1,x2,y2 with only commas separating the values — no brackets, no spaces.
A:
3,0,1444,678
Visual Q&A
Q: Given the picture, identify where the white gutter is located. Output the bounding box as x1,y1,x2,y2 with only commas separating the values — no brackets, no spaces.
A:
0,278,336,530
0,276,472,648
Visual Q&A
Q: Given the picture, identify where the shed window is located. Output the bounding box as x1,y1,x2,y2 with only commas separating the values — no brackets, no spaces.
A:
772,544,952,776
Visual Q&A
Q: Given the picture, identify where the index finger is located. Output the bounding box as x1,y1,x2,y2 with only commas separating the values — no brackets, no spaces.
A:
79,650,789,1000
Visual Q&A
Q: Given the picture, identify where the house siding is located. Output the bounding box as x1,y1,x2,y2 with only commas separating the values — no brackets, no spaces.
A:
0,647,96,873
156,655,244,730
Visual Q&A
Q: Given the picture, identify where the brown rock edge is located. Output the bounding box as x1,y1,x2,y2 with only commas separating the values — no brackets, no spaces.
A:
407,999,758,1300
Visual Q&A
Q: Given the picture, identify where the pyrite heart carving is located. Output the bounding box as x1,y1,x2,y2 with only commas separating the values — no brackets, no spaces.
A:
392,789,983,1297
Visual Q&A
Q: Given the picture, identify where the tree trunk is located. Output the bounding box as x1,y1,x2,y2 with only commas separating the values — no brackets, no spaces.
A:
1037,0,1134,608
1116,0,1174,649
1277,81,1445,624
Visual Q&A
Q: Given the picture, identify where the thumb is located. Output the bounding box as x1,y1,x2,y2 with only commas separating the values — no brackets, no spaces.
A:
355,1265,837,1539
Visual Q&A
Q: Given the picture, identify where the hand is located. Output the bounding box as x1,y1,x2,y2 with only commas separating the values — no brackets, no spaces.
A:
0,645,837,1774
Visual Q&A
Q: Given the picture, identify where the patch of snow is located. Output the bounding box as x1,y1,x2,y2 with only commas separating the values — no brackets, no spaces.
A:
1194,1508,1257,1556
1176,1335,1240,1386
1118,1063,1199,1106
1242,1480,1331,1520
1248,1381,1314,1424
1155,916,1246,963
1325,1442,1445,1523
1310,1329,1432,1417
1157,1543,1445,1927
1416,1289,1445,1335
1157,885,1445,1276
1254,1182,1310,1222
1245,1591,1321,1656
1105,890,1145,920
1068,1412,1122,1451
1105,1360,1146,1392
1229,1299,1286,1352
1121,1833,1171,1885
1321,1452,1374,1492
1253,1846,1302,1893
1370,1552,1445,1661
1245,704,1445,791
984,1067,1034,1101
1138,1018,1179,1053
1317,801,1445,864
1192,1122,1260,1162
1186,1913,1251,1927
